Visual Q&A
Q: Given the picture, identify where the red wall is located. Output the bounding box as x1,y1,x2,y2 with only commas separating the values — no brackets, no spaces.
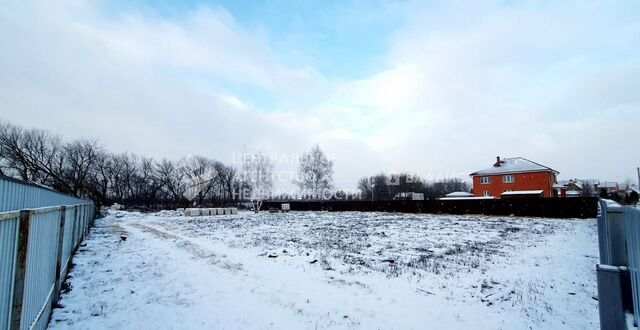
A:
472,171,556,198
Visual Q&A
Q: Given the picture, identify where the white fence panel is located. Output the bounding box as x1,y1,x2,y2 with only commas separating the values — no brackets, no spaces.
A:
0,176,94,330
0,213,19,330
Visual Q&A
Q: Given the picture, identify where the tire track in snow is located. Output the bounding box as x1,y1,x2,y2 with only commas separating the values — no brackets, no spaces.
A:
123,221,371,329
129,223,244,272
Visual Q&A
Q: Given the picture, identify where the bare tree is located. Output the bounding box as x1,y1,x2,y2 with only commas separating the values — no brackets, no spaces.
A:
241,152,273,212
181,155,217,206
86,150,112,203
429,178,469,197
297,144,334,199
357,174,390,201
61,139,102,197
372,174,391,200
357,176,373,200
107,153,139,202
0,121,265,209
0,123,31,180
133,157,161,206
0,122,66,186
215,162,237,203
356,172,469,200
156,158,186,203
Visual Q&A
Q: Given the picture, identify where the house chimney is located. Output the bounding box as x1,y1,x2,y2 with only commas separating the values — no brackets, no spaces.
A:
494,156,501,167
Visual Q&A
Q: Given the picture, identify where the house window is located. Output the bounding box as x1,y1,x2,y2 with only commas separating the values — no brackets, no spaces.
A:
503,175,515,183
483,190,490,197
480,177,491,184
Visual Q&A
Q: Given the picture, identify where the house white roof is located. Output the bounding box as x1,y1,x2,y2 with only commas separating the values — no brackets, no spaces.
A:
500,190,544,196
470,157,558,176
444,191,474,197
555,179,584,190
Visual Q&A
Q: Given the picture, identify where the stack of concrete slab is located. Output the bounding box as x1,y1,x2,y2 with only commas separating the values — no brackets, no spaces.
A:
184,208,201,217
183,207,238,217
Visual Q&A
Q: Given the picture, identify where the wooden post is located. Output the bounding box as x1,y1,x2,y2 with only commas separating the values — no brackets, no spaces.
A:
10,210,32,330
53,206,66,303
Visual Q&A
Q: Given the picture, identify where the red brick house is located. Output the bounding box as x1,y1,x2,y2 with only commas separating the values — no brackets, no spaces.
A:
470,157,559,198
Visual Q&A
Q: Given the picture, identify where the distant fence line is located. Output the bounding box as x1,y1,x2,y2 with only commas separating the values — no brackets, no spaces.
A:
262,197,598,219
0,175,95,330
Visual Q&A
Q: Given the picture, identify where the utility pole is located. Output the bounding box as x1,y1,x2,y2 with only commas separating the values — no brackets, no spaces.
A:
370,176,375,202
637,167,639,190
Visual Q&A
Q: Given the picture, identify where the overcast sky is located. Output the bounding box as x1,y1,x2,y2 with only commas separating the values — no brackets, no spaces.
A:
1,0,639,191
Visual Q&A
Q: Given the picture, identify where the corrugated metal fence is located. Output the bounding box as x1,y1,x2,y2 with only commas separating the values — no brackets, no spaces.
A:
625,206,640,327
0,176,94,330
597,199,640,328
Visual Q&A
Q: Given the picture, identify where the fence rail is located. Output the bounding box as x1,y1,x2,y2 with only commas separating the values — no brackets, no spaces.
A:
0,176,94,330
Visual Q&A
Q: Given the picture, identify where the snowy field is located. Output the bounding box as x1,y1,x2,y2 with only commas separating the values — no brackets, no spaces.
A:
49,210,599,330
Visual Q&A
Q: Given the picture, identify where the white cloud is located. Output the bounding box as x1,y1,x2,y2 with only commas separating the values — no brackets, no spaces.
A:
311,0,640,183
0,0,638,191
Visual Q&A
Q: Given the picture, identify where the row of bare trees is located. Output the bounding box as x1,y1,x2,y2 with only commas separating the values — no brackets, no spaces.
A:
0,122,249,208
0,121,343,208
1,120,470,207
357,173,470,200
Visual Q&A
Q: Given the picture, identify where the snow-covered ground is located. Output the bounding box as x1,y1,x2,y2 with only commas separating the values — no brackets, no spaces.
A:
48,210,599,330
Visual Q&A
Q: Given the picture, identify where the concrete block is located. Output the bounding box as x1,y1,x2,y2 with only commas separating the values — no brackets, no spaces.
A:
185,208,201,217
